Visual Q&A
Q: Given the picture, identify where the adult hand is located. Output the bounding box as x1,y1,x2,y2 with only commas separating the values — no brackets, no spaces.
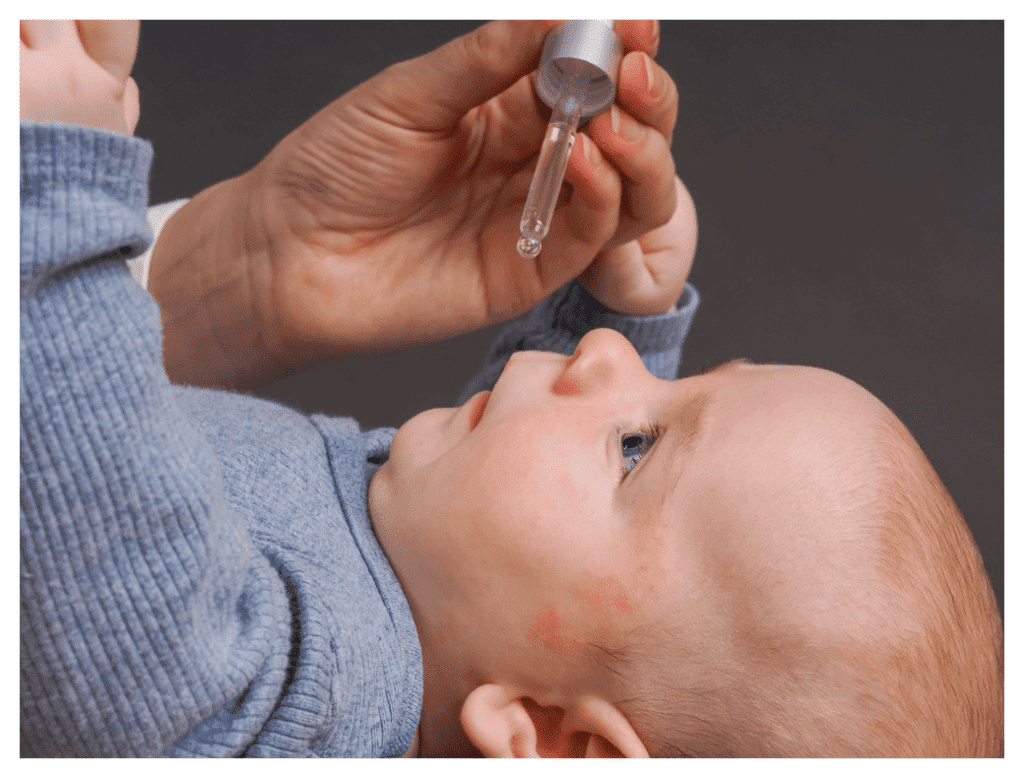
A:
20,20,140,135
151,20,689,390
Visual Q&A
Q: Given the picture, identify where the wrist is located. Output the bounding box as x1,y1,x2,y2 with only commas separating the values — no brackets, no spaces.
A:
148,171,279,390
594,291,684,318
552,281,696,352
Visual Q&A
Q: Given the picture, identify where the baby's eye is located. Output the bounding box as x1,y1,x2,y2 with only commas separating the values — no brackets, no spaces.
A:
621,430,657,476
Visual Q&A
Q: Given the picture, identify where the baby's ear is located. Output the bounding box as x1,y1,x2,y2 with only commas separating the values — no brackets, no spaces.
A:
568,696,651,758
461,684,541,757
461,684,649,758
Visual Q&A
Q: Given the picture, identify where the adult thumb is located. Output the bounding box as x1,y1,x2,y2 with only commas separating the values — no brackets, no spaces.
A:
354,20,560,132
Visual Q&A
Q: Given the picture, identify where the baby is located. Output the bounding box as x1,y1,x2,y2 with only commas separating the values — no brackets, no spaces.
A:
20,20,1001,758
371,331,1003,757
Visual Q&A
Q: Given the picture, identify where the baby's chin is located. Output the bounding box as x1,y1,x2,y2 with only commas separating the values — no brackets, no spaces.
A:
387,405,459,470
366,460,422,574
367,406,456,540
366,457,394,531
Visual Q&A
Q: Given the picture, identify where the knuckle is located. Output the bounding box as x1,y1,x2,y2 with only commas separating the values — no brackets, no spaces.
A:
663,76,679,110
461,22,508,77
658,64,678,100
656,81,679,132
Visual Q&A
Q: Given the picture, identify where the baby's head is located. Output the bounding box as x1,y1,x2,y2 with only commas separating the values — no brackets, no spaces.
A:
369,328,1002,757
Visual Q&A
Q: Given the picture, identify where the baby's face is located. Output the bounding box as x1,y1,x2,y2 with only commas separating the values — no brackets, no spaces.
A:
369,328,884,694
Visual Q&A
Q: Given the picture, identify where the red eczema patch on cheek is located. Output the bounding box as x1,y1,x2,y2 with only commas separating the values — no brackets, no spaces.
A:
530,604,582,655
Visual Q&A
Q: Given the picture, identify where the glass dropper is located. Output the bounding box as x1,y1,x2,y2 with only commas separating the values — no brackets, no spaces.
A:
516,20,622,260
516,94,582,259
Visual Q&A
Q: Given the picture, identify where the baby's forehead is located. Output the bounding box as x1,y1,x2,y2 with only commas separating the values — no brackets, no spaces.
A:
652,362,890,539
636,362,891,531
662,362,880,424
632,366,912,664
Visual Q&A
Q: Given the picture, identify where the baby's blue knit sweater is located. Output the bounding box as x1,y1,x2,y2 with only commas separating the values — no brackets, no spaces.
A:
20,123,699,757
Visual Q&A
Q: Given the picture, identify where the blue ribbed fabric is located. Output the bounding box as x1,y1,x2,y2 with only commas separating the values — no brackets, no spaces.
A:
20,122,699,757
20,124,419,757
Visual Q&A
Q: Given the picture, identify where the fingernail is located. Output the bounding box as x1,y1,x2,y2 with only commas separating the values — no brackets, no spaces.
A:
643,53,657,97
578,132,590,164
610,103,639,142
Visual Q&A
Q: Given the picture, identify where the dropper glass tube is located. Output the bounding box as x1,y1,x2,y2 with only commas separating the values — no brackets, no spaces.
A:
516,94,582,259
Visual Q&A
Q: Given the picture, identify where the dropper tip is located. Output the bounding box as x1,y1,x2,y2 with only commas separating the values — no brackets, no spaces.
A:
517,235,542,259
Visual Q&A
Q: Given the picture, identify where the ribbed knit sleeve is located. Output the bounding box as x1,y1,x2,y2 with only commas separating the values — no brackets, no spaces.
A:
457,281,700,404
20,124,292,757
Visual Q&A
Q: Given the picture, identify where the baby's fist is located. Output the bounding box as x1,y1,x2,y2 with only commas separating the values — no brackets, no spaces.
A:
20,20,140,135
579,176,698,316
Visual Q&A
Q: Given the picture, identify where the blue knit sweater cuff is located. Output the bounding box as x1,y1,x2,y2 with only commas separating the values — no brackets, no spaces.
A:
550,280,700,352
20,122,153,298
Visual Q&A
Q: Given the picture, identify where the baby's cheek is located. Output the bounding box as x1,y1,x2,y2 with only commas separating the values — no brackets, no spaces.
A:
571,573,636,618
472,420,575,534
529,604,587,657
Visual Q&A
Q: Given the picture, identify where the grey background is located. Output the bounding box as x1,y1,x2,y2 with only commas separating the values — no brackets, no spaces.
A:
133,20,1003,613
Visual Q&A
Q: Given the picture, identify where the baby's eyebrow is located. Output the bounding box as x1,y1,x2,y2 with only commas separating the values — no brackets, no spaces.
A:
699,357,752,376
668,391,713,467
665,358,751,468
642,360,749,502
638,390,712,514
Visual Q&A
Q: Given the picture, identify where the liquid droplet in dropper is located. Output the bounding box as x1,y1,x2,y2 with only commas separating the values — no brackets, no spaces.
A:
517,235,542,259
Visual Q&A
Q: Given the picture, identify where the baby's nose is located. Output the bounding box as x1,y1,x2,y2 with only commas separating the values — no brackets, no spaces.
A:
553,328,644,396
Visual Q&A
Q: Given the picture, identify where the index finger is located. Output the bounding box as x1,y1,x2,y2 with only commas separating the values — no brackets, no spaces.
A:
365,20,560,132
76,20,139,83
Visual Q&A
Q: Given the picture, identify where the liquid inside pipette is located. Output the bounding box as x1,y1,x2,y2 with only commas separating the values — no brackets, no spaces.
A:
517,95,582,259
